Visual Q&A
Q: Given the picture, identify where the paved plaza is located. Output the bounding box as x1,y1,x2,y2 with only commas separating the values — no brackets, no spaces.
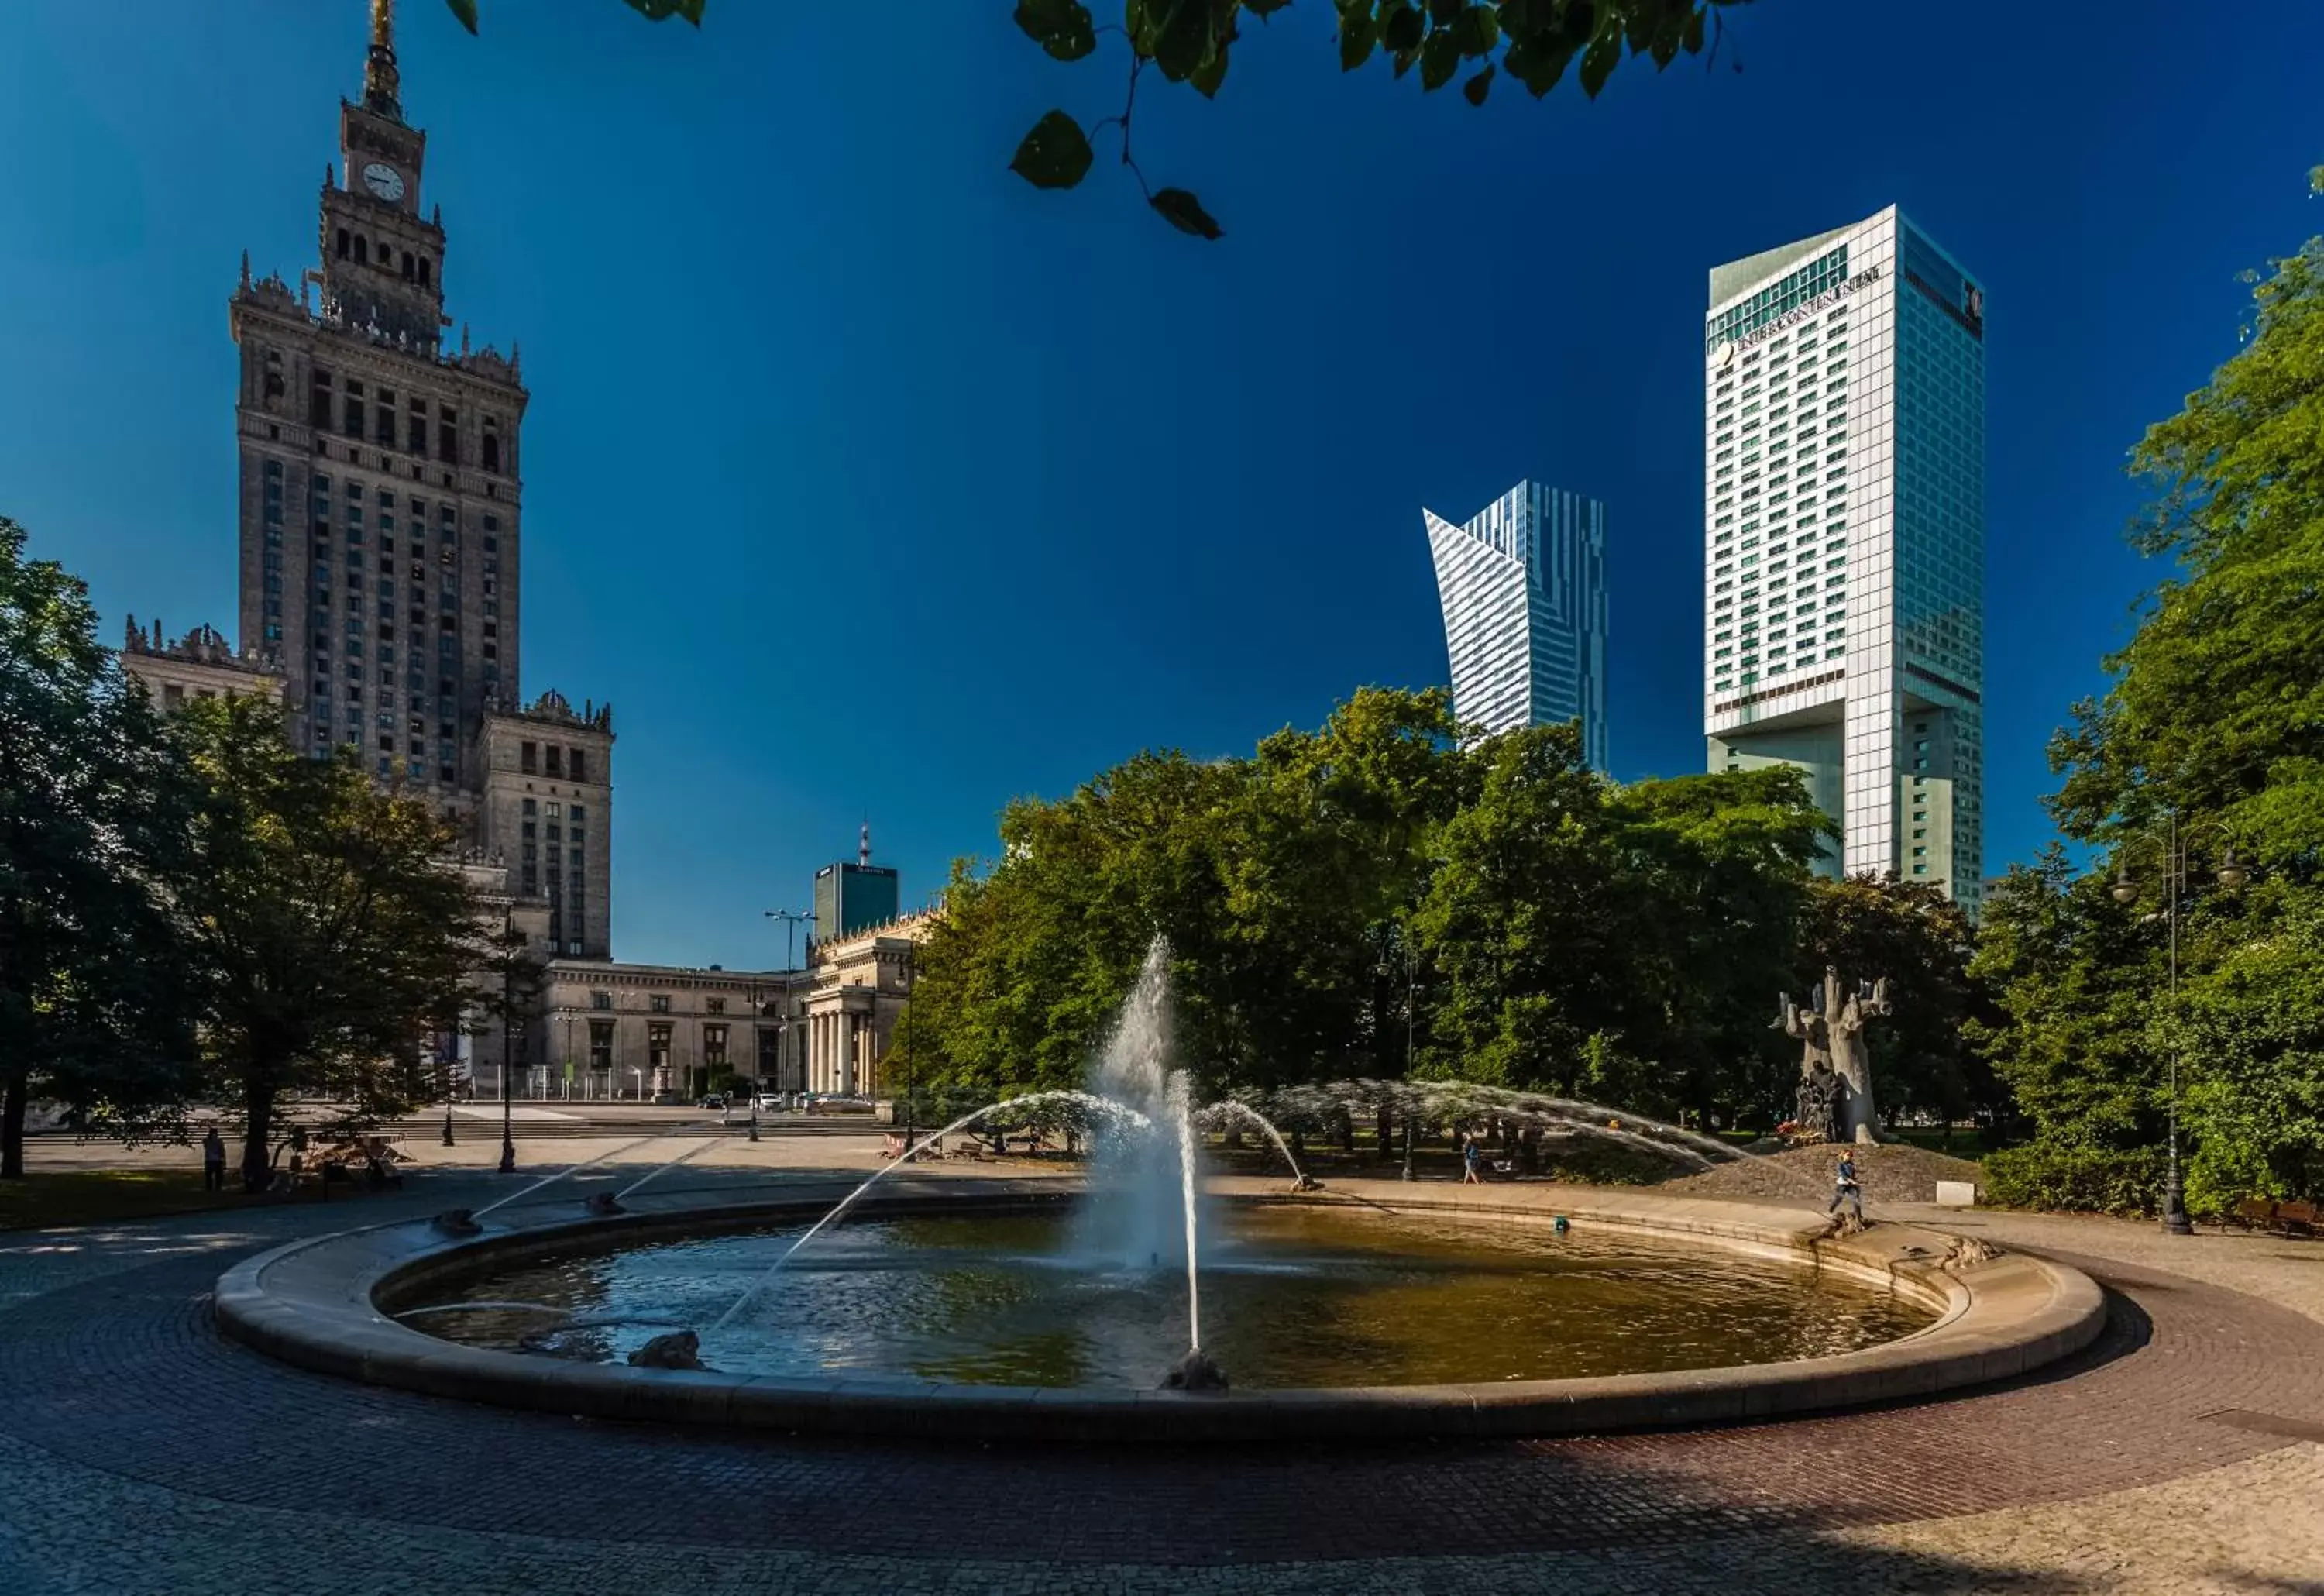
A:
1,1147,2321,1594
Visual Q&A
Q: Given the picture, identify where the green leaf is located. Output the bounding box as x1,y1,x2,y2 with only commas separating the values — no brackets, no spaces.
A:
1449,4,1499,56
445,0,480,35
1339,11,1378,71
1504,36,1576,95
1150,187,1224,240
1246,0,1294,14
1578,31,1621,97
1191,36,1232,95
1013,0,1098,62
1009,110,1095,190
1380,3,1425,53
1463,63,1494,105
624,0,706,19
1419,29,1459,90
1136,0,1226,83
1683,5,1707,55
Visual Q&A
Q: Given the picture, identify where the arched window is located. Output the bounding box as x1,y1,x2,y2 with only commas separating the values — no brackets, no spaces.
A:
481,421,500,475
335,228,351,260
354,236,369,266
401,250,414,281
418,257,431,287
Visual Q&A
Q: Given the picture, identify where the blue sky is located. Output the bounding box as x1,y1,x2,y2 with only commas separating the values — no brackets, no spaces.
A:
3,2,2317,968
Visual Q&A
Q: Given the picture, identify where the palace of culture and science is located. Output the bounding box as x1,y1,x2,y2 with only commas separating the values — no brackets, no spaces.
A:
121,2,922,1104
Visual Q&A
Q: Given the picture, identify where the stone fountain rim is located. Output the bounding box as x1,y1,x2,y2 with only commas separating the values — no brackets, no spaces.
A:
213,1175,2106,1444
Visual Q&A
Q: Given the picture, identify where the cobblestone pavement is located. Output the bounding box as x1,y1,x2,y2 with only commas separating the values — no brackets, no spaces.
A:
1,1171,2320,1594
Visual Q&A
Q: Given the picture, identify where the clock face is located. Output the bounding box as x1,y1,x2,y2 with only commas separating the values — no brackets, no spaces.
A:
361,163,406,203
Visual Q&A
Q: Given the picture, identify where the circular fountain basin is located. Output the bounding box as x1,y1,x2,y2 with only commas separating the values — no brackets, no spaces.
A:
401,1205,1934,1388
215,1177,2107,1443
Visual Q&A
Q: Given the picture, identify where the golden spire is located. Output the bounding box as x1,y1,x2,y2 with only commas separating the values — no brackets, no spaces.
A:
363,0,402,119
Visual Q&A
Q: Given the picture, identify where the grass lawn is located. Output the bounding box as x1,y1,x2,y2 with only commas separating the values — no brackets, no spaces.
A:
0,1168,253,1231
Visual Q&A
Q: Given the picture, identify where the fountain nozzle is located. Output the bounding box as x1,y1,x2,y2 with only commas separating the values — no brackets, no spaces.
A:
1160,1348,1229,1393
1291,1175,1325,1194
585,1192,626,1217
431,1209,483,1237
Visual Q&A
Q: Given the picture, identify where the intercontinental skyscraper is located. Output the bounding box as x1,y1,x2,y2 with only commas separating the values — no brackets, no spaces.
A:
1424,480,1609,767
1701,206,1985,913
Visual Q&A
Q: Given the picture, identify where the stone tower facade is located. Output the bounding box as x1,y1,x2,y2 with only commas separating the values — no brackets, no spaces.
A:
218,0,614,958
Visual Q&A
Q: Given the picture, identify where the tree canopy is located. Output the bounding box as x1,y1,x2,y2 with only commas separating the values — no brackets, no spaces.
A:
170,695,493,1188
0,518,205,1178
1980,177,2324,1214
890,686,1992,1137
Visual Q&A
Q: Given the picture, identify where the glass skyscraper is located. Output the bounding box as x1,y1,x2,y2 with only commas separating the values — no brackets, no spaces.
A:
1425,480,1609,768
1701,206,1985,913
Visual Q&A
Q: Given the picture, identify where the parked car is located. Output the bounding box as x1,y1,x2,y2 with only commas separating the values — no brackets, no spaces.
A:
696,1093,727,1110
752,1092,783,1112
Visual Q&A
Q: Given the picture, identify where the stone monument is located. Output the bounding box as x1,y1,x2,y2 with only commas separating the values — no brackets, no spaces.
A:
1777,967,1893,1145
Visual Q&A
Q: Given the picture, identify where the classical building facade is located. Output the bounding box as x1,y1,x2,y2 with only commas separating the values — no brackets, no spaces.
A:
121,618,288,712
501,912,933,1102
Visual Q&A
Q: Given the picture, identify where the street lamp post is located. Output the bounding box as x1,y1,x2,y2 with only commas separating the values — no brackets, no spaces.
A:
497,913,520,1175
2110,808,2249,1237
765,908,817,1099
439,1030,457,1147
1401,939,1418,1182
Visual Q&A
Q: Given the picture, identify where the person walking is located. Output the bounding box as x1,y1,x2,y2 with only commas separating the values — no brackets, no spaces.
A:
1827,1151,1865,1224
201,1126,226,1192
1461,1135,1483,1185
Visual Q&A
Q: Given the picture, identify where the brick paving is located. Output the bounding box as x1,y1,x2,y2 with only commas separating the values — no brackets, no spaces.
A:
0,1172,2321,1591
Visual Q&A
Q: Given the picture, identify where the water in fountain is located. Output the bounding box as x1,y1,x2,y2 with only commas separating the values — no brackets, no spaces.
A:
1171,1070,1202,1352
612,1136,721,1202
469,1135,661,1219
1195,1099,1309,1186
1264,1078,1837,1204
1067,938,1201,1274
706,1088,1150,1336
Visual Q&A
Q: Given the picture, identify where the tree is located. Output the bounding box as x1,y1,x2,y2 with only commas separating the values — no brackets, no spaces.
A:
170,695,490,1191
1979,170,2324,1212
1613,766,1824,1127
452,1,1756,239
0,518,205,1179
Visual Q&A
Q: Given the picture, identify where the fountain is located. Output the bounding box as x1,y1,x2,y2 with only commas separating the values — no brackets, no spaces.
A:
222,932,2111,1443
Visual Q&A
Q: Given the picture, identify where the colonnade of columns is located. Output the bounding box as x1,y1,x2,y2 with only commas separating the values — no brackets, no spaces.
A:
803,1009,878,1098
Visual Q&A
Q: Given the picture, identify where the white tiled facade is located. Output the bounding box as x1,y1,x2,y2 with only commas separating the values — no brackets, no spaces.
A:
1702,207,1985,913
1424,481,1610,768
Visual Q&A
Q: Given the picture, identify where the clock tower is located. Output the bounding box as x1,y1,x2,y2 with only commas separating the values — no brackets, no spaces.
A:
223,0,615,962
318,0,443,349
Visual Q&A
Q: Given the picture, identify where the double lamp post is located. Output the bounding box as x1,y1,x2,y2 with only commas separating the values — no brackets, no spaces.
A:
2108,809,2247,1236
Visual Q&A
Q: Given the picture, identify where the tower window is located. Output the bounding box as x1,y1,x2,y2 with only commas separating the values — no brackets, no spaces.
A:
570,751,587,783
521,741,538,774
308,370,332,428
335,229,350,260
482,421,500,475
418,256,431,287
437,405,457,466
401,250,415,281
354,236,368,266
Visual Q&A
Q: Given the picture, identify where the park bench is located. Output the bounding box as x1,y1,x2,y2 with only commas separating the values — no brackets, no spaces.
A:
2229,1197,2318,1237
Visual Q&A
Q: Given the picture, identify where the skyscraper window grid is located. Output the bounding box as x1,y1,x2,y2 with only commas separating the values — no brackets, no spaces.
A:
1702,208,1984,914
